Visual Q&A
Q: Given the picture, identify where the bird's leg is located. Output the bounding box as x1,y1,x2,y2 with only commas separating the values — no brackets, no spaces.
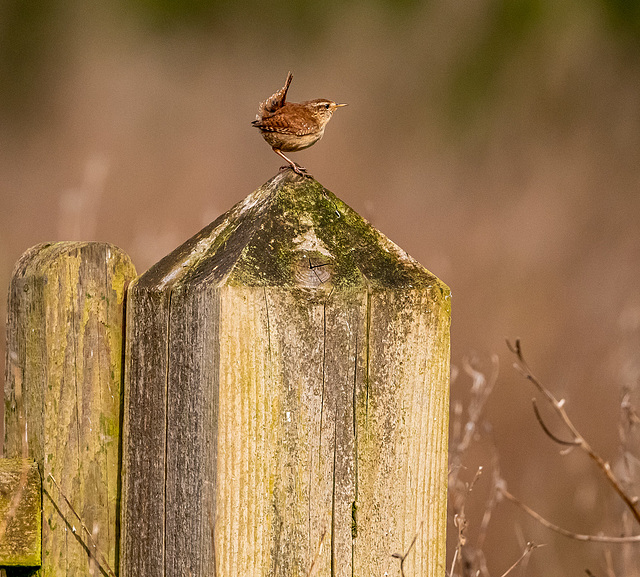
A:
273,148,308,175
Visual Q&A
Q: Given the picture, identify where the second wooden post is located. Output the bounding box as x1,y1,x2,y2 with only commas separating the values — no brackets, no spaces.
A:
121,170,451,576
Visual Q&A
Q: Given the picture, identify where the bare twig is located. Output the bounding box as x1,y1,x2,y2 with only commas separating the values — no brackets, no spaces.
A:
500,486,640,543
619,391,639,488
448,355,501,577
453,355,500,457
531,399,579,446
498,541,543,577
47,474,116,577
476,454,501,555
392,522,423,577
507,338,640,525
604,548,616,577
621,392,640,428
448,467,475,577
450,509,468,577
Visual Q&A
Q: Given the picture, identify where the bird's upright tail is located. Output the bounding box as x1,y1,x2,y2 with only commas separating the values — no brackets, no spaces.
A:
256,71,293,119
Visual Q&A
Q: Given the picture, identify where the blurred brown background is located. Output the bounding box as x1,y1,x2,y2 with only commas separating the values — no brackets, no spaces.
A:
2,0,640,574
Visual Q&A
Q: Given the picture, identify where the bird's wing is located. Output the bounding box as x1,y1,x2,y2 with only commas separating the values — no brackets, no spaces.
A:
256,71,293,118
252,105,318,135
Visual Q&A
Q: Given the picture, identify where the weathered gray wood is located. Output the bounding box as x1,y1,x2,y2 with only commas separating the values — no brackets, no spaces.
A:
121,170,451,576
4,242,136,576
0,459,41,567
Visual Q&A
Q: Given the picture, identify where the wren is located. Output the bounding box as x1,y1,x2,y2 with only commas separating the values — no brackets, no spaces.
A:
252,72,347,175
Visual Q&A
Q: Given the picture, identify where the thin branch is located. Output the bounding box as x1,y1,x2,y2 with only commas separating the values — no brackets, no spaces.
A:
469,466,484,492
604,548,617,577
454,354,499,456
507,338,640,525
621,392,640,427
448,356,500,577
448,469,475,576
392,522,423,577
499,541,543,577
531,399,579,446
476,455,500,554
48,474,116,577
448,546,459,577
500,486,640,543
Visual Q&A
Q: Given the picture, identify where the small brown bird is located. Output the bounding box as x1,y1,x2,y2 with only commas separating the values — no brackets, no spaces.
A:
252,72,347,175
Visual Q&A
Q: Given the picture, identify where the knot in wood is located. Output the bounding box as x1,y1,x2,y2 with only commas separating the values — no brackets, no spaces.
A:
293,253,334,287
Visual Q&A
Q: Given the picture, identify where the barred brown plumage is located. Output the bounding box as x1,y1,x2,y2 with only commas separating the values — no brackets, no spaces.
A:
252,72,346,175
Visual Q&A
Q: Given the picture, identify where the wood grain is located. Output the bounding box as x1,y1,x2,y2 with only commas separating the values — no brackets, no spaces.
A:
121,170,450,576
0,459,41,568
4,242,136,576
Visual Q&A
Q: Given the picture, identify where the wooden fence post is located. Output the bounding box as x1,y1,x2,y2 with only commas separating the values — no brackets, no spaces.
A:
4,242,136,576
121,170,451,576
0,459,41,568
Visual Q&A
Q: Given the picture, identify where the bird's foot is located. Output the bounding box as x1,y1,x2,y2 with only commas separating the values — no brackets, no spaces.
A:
279,163,312,177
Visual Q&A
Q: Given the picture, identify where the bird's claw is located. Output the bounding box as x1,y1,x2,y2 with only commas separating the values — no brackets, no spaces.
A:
279,164,311,177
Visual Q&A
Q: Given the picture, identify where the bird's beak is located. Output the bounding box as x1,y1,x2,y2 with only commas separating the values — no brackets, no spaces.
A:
336,103,348,107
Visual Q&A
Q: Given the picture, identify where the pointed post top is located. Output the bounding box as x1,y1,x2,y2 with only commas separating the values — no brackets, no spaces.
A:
121,170,451,576
139,170,449,303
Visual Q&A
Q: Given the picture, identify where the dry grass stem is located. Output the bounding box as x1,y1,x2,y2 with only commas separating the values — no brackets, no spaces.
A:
448,355,502,577
604,548,617,577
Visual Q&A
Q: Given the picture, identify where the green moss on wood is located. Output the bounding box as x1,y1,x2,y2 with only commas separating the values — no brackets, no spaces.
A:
136,169,450,310
0,459,41,568
5,242,136,577
123,172,451,577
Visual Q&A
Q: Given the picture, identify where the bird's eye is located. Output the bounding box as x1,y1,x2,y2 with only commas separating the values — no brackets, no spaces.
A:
324,103,330,109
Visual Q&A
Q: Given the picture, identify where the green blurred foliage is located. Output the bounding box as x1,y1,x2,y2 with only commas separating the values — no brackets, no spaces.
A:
601,0,640,38
0,0,423,123
0,0,66,120
443,0,640,133
122,0,423,30
120,0,341,33
1,0,640,126
447,0,548,127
